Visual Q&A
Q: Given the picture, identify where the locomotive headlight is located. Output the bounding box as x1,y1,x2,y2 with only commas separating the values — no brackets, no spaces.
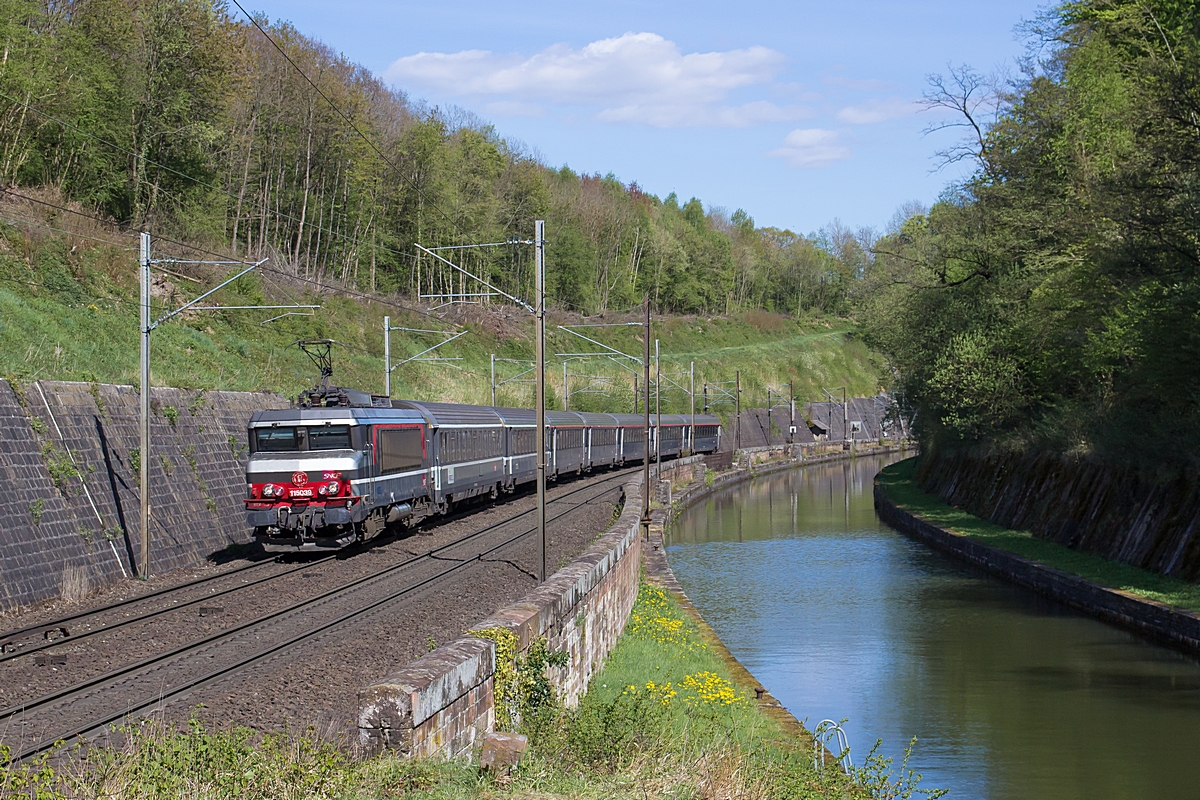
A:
262,484,276,498
327,481,340,495
318,485,328,496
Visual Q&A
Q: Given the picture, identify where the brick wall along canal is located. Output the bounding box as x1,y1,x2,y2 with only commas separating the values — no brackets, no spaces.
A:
667,452,1200,800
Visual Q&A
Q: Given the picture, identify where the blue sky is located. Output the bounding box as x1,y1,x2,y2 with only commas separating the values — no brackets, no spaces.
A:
241,1,1048,234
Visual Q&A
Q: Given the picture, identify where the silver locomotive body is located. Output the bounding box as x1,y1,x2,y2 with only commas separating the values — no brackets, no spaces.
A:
244,406,427,552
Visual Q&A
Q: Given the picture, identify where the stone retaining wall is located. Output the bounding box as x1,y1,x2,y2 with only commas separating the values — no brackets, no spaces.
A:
874,478,1200,655
357,457,705,759
0,379,287,609
916,446,1200,581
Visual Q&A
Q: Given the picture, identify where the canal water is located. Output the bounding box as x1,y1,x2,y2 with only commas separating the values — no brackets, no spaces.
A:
667,452,1200,800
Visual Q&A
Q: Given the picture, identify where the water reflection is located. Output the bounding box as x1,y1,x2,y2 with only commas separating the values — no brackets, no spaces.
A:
668,454,1200,800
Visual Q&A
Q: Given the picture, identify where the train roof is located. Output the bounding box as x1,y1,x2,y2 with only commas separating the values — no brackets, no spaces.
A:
492,408,622,427
248,401,722,430
392,400,503,426
573,412,620,426
491,406,536,425
248,406,425,426
605,413,721,427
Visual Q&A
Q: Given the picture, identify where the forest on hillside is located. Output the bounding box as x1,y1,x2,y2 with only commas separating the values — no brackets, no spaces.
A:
861,0,1200,470
0,0,876,318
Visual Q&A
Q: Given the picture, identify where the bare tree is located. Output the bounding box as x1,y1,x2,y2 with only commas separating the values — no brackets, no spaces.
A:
922,64,1007,179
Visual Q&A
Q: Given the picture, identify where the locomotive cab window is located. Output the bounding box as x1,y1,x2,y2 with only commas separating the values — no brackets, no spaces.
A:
255,427,298,452
309,425,352,450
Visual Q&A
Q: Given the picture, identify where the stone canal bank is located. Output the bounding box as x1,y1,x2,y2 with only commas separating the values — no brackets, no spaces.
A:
876,457,1200,656
644,442,914,748
669,451,1200,799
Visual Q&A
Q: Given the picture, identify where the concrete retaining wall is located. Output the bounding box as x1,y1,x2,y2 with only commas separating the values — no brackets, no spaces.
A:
357,457,705,759
0,379,287,609
875,479,1200,655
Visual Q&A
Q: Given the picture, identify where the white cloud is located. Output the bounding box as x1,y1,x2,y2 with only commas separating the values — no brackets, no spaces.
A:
835,97,921,124
386,32,797,128
768,129,851,168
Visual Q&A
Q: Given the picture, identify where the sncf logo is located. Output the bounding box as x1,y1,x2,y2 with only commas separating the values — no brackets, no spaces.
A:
292,471,308,487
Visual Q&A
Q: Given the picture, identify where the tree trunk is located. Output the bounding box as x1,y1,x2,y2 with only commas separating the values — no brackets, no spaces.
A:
231,110,258,256
293,110,313,265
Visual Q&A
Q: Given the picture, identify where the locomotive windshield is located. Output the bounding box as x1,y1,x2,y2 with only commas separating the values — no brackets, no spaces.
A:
256,427,298,451
308,425,352,450
253,425,352,452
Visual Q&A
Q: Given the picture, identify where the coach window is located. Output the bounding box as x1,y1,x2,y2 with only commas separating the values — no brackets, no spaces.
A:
380,428,423,473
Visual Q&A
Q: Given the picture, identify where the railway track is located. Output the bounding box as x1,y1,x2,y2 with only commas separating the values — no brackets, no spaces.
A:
0,465,617,664
0,556,284,657
1,468,633,763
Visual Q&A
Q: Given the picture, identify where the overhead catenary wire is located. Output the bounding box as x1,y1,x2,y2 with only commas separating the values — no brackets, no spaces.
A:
0,73,535,324
226,1,473,242
0,92,422,271
0,186,454,328
0,211,136,250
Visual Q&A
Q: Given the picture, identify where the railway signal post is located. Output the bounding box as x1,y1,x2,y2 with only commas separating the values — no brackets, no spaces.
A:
735,370,741,450
655,339,661,471
139,234,150,580
412,227,544,579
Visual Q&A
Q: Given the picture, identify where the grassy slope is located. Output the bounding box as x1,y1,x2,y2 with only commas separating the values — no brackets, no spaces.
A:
0,223,883,413
879,458,1200,612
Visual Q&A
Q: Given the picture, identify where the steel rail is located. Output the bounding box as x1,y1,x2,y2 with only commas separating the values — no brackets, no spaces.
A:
2,470,634,762
0,555,336,664
0,557,280,651
14,504,580,763
0,463,624,656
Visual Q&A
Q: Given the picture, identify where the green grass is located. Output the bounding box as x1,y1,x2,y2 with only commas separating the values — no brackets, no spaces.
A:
880,458,1200,612
574,582,789,744
0,222,883,414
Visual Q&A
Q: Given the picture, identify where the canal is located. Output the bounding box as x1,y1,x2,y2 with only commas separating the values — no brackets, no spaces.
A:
667,452,1200,800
